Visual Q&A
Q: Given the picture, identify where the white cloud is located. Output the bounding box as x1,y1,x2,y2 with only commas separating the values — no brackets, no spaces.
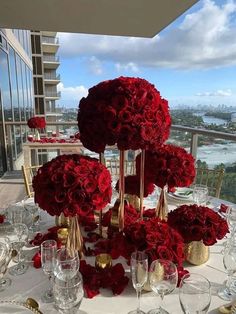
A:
88,56,103,75
195,89,232,96
58,83,88,106
115,62,139,73
58,0,236,70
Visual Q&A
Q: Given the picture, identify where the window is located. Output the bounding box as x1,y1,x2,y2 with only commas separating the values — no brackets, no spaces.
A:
31,34,41,54
9,46,20,121
32,56,42,75
0,49,12,121
35,97,45,115
33,77,44,95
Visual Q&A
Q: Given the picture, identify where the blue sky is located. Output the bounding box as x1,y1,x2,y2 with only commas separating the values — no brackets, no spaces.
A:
57,0,236,108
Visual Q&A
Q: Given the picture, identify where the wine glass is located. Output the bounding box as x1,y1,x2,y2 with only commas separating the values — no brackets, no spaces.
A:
54,248,80,281
179,273,211,313
128,251,148,314
41,239,57,303
23,196,40,232
6,202,25,224
226,207,236,233
53,272,84,312
0,237,12,291
9,223,29,276
218,248,236,301
192,184,208,206
148,259,177,314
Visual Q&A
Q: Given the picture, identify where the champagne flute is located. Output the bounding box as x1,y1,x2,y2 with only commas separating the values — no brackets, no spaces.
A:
148,259,177,314
128,251,148,314
218,248,236,301
0,238,11,291
41,239,57,303
54,248,80,281
179,273,211,314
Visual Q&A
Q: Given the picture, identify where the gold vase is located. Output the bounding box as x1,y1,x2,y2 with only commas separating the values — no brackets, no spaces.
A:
55,213,70,227
124,194,140,211
156,186,168,221
35,129,40,140
184,241,209,265
66,215,84,258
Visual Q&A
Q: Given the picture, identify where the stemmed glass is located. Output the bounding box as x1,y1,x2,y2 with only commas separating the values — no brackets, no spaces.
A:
218,247,236,301
148,259,177,314
0,237,12,291
192,184,208,206
128,251,148,314
41,239,57,303
54,248,80,281
9,223,29,276
23,196,40,232
179,273,211,313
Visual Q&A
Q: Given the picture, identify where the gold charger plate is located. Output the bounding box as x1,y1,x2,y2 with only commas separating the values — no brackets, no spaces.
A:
0,300,42,314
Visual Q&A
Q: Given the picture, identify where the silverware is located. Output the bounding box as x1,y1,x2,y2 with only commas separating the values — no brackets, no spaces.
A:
219,302,236,314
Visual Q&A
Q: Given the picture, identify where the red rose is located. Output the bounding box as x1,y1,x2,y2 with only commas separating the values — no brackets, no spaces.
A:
0,215,5,224
32,252,41,268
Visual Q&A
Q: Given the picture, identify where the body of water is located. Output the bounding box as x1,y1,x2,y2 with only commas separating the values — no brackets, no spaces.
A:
193,112,227,126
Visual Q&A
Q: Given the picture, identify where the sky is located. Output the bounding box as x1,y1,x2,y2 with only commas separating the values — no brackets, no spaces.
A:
57,0,236,108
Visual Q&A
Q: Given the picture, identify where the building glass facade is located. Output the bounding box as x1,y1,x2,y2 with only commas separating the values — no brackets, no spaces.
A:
0,29,33,174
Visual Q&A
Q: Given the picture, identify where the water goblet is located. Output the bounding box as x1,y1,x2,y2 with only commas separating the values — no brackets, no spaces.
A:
148,259,177,314
9,223,29,276
226,207,236,233
218,247,236,301
53,272,84,313
192,184,208,206
41,239,57,303
128,251,148,314
54,248,80,281
23,196,40,232
179,273,211,313
0,237,12,291
6,202,25,224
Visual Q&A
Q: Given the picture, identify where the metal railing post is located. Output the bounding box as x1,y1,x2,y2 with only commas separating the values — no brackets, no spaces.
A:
190,133,198,160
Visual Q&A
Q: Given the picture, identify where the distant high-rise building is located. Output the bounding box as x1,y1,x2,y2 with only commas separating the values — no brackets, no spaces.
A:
0,28,34,174
31,31,61,133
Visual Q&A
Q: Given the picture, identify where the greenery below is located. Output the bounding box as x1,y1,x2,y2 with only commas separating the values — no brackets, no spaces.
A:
205,111,231,120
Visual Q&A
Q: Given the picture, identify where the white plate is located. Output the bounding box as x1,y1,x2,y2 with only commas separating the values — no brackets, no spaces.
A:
171,187,193,200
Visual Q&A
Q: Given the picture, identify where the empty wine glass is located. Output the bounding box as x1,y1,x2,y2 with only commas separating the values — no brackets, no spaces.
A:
128,251,148,314
53,272,84,313
23,196,40,232
179,273,211,314
193,184,208,206
218,247,236,301
6,202,25,224
9,223,29,276
148,259,177,314
226,207,236,233
54,248,80,281
0,237,12,291
41,239,57,303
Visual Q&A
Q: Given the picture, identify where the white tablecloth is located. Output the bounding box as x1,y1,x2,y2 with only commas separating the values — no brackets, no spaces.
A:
0,200,235,314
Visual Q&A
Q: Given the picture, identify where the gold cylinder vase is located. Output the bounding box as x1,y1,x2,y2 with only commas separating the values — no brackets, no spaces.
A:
156,186,168,221
124,194,140,211
184,241,209,265
55,213,70,227
66,215,84,258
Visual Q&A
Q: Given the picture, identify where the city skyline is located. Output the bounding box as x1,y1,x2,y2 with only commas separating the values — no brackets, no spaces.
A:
57,0,236,108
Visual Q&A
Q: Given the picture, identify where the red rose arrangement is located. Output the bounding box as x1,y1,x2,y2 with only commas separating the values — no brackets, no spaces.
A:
115,175,155,198
33,154,112,223
136,144,196,189
168,204,229,246
29,137,80,144
124,217,185,266
27,116,46,129
78,76,171,153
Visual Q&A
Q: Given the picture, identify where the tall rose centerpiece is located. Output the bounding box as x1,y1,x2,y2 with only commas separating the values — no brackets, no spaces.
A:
33,154,112,256
136,144,196,219
77,76,171,229
27,116,46,140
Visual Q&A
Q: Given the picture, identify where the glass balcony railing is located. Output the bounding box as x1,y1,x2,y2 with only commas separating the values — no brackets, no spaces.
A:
45,91,61,98
42,36,59,45
44,73,60,80
43,55,60,62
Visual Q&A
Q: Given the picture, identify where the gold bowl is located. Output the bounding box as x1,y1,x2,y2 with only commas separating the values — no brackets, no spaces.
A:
95,253,112,270
57,228,69,245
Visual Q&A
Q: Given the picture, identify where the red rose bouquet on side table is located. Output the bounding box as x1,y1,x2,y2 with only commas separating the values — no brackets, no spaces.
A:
27,116,46,129
168,204,229,265
33,154,112,256
136,144,196,219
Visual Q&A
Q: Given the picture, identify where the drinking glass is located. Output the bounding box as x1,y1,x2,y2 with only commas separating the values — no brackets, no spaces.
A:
227,207,236,233
179,273,211,313
53,272,84,313
41,239,57,303
128,251,148,314
218,248,236,301
54,248,80,281
9,223,29,276
0,238,11,291
148,260,177,314
6,202,25,224
23,196,40,232
192,184,208,205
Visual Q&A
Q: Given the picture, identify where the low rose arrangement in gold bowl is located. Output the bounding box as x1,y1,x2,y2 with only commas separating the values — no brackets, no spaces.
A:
33,154,112,255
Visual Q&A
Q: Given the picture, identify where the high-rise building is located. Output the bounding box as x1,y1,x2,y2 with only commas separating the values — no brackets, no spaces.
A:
0,29,34,175
31,31,61,133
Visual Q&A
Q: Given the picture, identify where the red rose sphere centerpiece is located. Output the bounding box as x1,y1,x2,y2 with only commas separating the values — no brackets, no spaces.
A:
78,77,171,230
33,154,112,256
27,116,46,140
